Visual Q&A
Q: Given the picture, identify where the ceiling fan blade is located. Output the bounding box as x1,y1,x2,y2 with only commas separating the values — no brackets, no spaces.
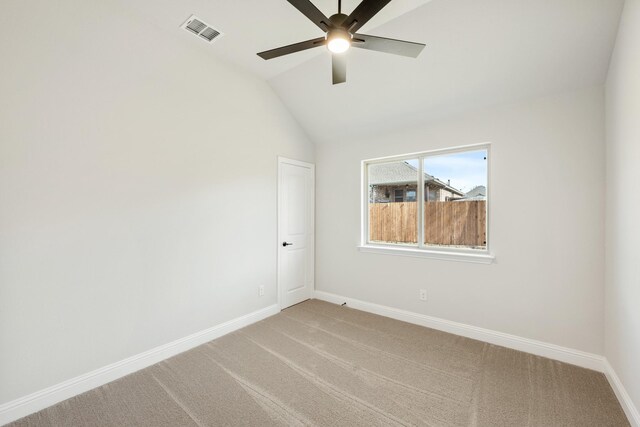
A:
286,0,332,31
342,0,392,33
352,34,425,58
332,54,346,85
257,37,326,60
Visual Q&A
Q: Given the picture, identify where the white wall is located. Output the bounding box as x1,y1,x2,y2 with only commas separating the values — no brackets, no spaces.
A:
316,86,606,354
605,0,640,414
0,1,313,404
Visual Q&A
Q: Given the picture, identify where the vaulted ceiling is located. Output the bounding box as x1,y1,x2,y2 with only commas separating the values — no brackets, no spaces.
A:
122,0,624,144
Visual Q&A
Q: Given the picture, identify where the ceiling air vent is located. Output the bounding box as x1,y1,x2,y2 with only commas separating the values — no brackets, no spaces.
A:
181,15,223,43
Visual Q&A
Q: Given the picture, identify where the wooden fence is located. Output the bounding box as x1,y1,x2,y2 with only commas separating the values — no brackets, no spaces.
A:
369,201,486,247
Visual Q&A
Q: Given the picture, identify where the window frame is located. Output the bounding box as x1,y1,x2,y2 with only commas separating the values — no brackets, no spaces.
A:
360,143,495,264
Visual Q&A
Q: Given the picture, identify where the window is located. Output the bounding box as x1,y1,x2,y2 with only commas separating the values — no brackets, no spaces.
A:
362,144,493,263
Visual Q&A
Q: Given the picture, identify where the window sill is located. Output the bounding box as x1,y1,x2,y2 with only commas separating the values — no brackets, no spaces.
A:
357,244,495,264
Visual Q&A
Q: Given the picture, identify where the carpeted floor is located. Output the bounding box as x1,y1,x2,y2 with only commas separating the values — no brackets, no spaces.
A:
9,299,629,426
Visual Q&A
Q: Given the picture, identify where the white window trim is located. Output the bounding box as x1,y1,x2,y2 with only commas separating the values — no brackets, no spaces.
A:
360,142,495,264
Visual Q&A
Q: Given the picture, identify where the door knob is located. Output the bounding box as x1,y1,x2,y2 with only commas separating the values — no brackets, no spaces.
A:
282,242,293,247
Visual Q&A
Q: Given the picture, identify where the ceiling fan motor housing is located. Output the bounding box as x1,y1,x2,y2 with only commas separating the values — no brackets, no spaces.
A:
329,13,349,28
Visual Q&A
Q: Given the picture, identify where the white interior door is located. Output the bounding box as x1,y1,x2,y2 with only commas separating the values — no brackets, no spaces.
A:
278,157,314,309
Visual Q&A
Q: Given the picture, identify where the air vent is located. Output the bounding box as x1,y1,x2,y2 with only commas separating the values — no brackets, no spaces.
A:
181,15,223,43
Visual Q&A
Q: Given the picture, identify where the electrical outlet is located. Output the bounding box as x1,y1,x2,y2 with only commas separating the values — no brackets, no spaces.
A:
419,289,427,301
259,285,265,297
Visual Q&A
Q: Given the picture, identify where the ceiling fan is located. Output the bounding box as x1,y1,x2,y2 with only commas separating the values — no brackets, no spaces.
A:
257,0,426,85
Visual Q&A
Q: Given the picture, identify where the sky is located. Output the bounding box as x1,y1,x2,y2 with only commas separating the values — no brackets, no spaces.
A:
408,149,487,193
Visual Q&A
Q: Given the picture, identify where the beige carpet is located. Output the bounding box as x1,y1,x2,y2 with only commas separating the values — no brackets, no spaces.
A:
9,299,629,426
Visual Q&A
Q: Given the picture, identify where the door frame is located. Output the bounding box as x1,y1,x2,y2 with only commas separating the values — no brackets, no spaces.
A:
277,156,315,310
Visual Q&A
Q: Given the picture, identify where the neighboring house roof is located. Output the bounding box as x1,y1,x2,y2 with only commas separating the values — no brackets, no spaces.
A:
453,185,487,201
368,162,433,185
465,185,486,198
368,161,464,196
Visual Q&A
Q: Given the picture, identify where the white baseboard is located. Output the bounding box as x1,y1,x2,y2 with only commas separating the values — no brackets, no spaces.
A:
313,290,606,372
0,304,280,426
604,360,640,427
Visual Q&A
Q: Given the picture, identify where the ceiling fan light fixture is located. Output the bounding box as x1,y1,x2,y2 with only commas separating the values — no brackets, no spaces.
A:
326,29,351,54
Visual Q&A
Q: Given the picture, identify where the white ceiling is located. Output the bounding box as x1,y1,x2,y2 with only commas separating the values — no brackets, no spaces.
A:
120,0,624,144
